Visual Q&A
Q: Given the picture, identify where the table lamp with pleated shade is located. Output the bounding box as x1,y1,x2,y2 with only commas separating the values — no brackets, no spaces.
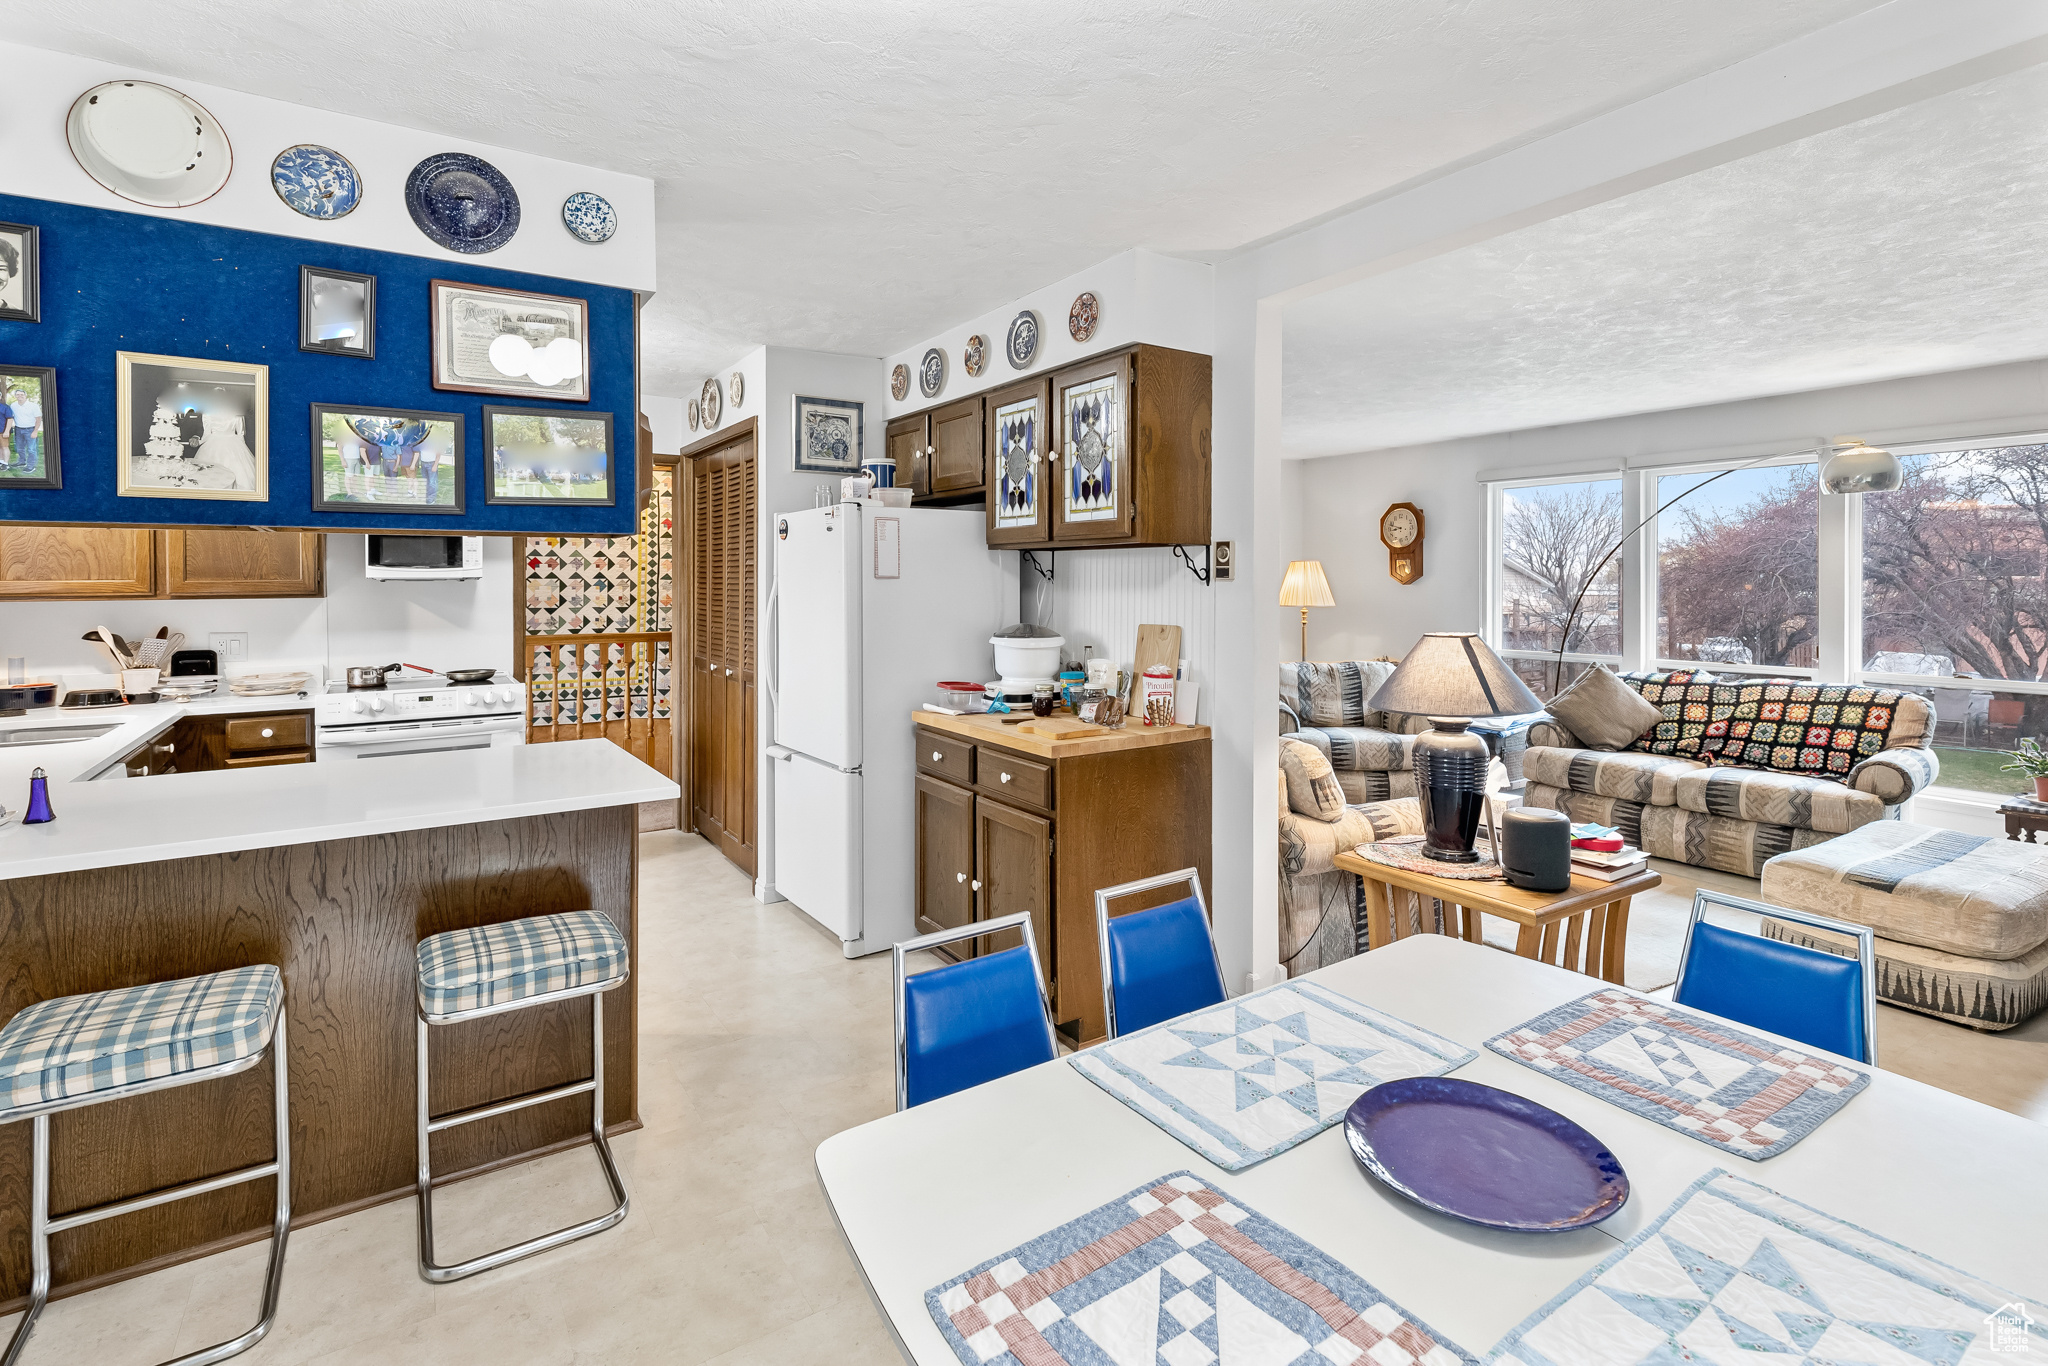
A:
1279,560,1335,660
1369,633,1542,863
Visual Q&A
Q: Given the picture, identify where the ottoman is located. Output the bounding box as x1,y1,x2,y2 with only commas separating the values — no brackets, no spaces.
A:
1759,822,2048,1030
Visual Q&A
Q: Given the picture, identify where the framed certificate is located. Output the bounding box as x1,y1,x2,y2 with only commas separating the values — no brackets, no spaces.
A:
429,279,590,402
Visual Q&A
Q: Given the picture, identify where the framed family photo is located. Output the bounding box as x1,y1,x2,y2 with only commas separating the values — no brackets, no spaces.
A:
484,406,614,506
310,403,463,514
300,265,375,358
0,367,59,489
430,280,590,402
0,222,38,323
116,352,268,501
792,394,863,473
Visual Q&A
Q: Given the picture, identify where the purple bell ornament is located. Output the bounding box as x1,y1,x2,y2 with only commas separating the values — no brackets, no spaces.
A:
24,766,54,824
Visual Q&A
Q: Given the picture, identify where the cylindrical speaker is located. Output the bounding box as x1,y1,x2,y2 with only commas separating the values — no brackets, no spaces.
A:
1500,806,1573,892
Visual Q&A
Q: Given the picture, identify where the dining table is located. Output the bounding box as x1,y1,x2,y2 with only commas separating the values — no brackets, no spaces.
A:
814,935,2048,1364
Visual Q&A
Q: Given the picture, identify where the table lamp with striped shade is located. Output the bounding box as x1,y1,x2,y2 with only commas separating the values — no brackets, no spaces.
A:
1279,560,1335,661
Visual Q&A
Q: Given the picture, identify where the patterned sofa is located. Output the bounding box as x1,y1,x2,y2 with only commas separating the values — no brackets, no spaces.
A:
1524,669,1940,878
1276,739,1420,977
1278,661,1429,804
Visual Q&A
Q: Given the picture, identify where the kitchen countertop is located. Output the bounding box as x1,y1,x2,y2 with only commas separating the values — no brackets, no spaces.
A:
912,708,1211,759
0,697,679,881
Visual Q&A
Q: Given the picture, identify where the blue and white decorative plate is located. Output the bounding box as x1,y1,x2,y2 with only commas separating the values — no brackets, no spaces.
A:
405,152,520,254
1006,309,1040,370
271,144,361,220
561,191,616,244
918,346,946,399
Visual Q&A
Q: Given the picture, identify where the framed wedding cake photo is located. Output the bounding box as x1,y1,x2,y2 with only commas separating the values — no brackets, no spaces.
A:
115,352,269,501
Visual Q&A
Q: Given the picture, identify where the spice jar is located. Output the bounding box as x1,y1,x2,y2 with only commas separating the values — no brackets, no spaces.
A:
1031,684,1058,717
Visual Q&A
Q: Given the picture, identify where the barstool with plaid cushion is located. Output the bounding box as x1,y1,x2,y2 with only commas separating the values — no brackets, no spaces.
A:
0,965,290,1366
414,909,629,1283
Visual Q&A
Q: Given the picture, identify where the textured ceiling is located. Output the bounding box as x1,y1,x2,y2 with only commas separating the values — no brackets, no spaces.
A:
10,0,1880,397
1282,61,2048,458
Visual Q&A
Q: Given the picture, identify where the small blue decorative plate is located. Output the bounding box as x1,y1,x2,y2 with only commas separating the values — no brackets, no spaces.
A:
561,191,616,244
918,347,946,399
405,152,520,254
1343,1077,1628,1232
1006,309,1040,370
271,144,361,219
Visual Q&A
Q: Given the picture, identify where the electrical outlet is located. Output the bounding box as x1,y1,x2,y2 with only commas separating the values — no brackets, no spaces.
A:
208,631,248,662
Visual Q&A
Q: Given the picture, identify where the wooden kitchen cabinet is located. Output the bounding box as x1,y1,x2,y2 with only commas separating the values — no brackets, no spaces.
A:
115,709,315,777
913,714,1212,1045
161,530,324,597
0,526,155,599
984,378,1053,548
1048,343,1211,548
926,396,985,498
886,413,929,498
0,525,323,599
914,773,977,954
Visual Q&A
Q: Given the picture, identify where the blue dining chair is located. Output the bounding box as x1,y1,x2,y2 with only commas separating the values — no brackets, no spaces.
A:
1096,868,1228,1038
893,913,1058,1110
1673,890,1878,1063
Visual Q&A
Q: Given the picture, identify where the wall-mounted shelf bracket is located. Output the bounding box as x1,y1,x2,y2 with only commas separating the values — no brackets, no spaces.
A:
1022,550,1055,583
1171,544,1210,585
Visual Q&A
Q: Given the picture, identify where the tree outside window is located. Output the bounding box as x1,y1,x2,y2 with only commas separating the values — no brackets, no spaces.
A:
1656,465,1819,672
1499,479,1621,698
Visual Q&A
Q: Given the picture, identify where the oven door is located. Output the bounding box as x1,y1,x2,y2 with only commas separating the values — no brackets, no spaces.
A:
316,717,524,759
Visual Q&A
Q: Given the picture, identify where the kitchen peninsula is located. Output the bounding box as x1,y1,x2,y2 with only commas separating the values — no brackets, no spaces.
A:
0,706,677,1310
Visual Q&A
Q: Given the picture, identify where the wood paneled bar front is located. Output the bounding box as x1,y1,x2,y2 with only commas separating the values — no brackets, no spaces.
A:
0,735,676,1311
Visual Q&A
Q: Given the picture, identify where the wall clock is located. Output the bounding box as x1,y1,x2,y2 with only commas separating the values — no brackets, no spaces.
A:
1379,502,1424,584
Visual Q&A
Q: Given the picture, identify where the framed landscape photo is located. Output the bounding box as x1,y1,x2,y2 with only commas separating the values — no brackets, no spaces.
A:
0,222,38,323
793,394,863,474
0,366,60,489
300,265,375,358
116,352,268,501
430,279,590,402
483,406,614,506
310,403,463,514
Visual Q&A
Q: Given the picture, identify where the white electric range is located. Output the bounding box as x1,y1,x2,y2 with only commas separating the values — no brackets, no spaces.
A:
314,673,527,759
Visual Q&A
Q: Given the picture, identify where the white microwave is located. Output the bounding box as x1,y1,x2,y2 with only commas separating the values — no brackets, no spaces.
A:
365,535,484,580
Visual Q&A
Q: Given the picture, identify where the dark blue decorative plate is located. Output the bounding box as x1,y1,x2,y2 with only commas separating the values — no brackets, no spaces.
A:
405,152,520,254
1006,309,1040,370
918,346,946,399
1343,1077,1628,1232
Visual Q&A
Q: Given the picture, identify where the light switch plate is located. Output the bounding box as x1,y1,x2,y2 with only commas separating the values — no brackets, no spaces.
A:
208,631,248,661
1212,541,1235,581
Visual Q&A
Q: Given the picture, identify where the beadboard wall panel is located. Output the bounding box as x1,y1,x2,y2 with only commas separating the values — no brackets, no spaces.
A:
1037,547,1216,725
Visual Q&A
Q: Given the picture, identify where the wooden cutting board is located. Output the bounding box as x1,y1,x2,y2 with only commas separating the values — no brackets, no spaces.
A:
1128,623,1182,710
1015,717,1108,740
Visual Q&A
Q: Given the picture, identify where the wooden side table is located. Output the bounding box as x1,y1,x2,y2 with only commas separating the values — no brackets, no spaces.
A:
1332,848,1660,984
1996,792,2048,843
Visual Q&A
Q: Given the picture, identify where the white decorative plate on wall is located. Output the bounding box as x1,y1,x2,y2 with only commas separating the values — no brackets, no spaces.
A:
67,81,232,209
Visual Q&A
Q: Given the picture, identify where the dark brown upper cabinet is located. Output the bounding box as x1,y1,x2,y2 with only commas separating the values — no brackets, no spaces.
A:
927,396,985,498
886,412,930,498
984,377,1052,548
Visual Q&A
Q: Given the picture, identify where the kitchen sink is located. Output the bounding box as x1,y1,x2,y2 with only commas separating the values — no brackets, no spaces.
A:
0,724,122,747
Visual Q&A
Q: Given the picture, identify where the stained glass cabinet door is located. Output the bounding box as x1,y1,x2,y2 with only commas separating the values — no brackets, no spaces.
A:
984,377,1052,548
1050,352,1136,543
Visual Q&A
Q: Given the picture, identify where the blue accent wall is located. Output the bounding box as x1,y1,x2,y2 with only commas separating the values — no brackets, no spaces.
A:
0,191,636,534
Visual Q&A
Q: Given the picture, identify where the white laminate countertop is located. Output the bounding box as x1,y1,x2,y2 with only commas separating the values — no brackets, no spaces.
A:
0,697,679,881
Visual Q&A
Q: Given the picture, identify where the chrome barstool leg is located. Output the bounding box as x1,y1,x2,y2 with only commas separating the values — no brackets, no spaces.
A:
1,1116,53,1366
416,989,629,1284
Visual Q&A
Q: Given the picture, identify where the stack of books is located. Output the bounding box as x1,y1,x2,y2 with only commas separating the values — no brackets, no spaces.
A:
1572,842,1650,882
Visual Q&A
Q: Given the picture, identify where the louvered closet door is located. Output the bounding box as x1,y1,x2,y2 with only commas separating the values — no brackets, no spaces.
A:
690,434,758,877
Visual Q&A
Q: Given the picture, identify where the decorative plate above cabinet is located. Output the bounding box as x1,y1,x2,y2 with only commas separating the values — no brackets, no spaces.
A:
891,364,910,401
1006,310,1040,370
405,152,520,254
271,144,361,220
561,190,618,244
728,370,745,409
919,347,946,399
964,334,987,378
1068,291,1099,343
700,375,722,428
688,398,700,432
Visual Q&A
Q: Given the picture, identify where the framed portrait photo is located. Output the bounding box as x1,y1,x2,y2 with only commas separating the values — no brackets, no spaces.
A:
116,352,268,501
0,367,60,489
310,403,463,514
483,406,614,506
300,265,375,358
792,394,863,474
430,279,590,402
0,222,38,323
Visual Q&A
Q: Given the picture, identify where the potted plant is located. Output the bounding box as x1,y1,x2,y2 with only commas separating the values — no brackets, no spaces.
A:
2000,736,2048,801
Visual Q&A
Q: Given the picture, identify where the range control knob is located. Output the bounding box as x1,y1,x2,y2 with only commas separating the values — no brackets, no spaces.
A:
464,690,481,706
482,689,500,705
368,697,386,714
347,697,364,714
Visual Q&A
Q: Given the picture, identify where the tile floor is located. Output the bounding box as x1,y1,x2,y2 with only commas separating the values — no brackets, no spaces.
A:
7,831,2045,1364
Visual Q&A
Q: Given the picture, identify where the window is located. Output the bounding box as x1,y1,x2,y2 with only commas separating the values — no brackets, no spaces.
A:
1498,478,1621,699
1482,434,2048,798
1863,443,2048,794
1656,463,1818,673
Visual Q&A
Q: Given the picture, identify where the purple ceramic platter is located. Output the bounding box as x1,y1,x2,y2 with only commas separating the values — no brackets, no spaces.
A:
1343,1077,1628,1232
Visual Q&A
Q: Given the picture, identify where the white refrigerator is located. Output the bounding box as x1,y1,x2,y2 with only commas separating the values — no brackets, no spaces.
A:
768,502,1004,957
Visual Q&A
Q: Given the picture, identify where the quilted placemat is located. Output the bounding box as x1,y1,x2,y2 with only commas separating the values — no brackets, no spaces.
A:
1070,980,1476,1170
1486,988,1869,1161
927,1171,1478,1366
1490,1169,2047,1365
